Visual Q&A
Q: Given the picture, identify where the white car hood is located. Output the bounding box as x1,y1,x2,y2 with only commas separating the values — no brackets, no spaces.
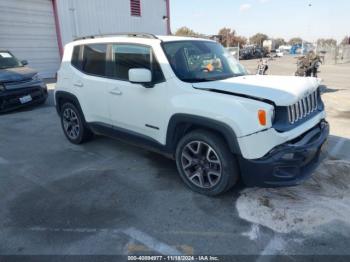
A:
192,75,321,106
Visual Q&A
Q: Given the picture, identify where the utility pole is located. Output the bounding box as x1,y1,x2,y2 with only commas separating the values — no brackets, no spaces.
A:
226,31,229,48
303,1,313,54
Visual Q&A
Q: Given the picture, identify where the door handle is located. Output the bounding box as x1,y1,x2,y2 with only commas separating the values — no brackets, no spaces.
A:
109,89,122,95
74,81,84,87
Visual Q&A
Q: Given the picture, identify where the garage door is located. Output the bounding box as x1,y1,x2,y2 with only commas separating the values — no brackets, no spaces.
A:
0,0,60,78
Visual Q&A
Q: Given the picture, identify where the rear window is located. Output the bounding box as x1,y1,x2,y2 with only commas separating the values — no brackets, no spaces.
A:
71,46,82,70
82,44,107,76
71,44,107,77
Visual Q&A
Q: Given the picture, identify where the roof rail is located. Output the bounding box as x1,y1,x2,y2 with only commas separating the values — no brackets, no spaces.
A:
74,32,159,41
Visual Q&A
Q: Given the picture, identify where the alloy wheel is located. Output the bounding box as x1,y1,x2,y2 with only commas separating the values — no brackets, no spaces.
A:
181,141,222,189
62,108,80,140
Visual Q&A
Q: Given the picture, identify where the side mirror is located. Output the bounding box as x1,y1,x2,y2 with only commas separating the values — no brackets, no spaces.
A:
21,60,28,66
128,68,153,88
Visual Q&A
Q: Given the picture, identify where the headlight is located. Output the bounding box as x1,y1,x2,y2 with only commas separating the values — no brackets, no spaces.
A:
258,108,275,126
0,84,5,92
32,74,40,81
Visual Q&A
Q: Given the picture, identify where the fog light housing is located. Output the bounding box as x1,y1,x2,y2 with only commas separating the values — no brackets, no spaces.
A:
0,84,5,92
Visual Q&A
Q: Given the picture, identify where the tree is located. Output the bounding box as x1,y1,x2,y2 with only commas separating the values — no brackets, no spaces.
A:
288,37,303,46
274,38,286,48
218,28,235,47
175,26,200,37
317,38,337,47
217,28,247,48
341,36,350,45
233,36,247,48
249,33,268,47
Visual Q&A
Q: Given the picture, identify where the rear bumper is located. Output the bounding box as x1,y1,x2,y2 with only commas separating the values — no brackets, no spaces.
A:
239,120,329,187
0,83,48,113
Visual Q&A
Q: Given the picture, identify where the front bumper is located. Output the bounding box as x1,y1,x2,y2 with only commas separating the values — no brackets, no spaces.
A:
0,82,48,113
239,120,329,187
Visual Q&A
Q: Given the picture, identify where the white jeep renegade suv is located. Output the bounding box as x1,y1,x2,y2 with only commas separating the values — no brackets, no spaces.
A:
55,33,329,196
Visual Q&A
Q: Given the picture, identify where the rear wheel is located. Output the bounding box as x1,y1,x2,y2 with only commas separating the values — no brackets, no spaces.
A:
175,130,239,196
60,102,93,144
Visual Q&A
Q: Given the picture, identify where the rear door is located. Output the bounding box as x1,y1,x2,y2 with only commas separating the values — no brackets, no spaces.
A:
71,43,112,125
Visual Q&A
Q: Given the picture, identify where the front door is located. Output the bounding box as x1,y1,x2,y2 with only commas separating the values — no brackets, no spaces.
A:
107,43,167,141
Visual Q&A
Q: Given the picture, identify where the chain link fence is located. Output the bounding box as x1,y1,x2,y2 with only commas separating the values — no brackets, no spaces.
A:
317,44,350,64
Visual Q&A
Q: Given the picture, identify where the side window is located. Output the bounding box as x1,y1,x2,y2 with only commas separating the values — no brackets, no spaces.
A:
71,45,82,70
82,44,107,76
111,44,164,83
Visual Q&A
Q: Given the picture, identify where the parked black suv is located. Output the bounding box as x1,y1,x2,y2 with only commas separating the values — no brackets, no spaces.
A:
0,50,48,113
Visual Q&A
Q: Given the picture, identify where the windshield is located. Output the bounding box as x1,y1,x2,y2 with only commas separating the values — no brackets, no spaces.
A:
162,40,247,83
0,51,23,69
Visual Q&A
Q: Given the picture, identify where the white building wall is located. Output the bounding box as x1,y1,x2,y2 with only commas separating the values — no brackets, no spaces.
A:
57,0,168,46
0,0,60,78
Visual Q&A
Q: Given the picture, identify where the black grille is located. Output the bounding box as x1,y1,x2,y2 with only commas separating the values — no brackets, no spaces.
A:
4,78,32,85
272,89,324,132
287,90,319,124
0,87,45,111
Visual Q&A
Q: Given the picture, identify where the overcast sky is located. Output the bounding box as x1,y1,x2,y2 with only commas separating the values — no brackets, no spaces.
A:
169,0,350,43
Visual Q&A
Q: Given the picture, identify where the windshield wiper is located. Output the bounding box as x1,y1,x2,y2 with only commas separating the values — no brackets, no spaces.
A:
182,73,244,83
197,75,233,82
181,78,214,83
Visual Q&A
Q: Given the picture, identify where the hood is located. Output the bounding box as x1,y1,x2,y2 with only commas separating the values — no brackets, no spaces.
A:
192,75,321,106
0,66,37,83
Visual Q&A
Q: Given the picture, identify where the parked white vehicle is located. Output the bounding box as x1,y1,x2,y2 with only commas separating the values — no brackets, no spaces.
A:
55,33,329,196
276,49,284,57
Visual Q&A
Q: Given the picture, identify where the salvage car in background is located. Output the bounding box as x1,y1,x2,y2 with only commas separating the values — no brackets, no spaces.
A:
0,50,48,113
239,46,268,60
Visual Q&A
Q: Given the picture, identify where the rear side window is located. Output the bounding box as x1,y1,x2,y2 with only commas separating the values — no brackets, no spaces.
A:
82,44,107,76
71,44,107,77
111,44,164,83
71,45,82,70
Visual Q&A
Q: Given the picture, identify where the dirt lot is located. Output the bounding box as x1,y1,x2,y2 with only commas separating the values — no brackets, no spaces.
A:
0,56,350,258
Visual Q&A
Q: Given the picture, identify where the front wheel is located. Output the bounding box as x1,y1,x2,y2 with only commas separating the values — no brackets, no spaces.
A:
175,130,239,196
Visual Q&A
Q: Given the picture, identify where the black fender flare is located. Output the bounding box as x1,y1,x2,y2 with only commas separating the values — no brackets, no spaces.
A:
55,91,85,121
166,114,241,155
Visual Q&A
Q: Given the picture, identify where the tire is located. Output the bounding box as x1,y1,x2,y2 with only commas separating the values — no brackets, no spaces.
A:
60,102,93,144
175,129,239,196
